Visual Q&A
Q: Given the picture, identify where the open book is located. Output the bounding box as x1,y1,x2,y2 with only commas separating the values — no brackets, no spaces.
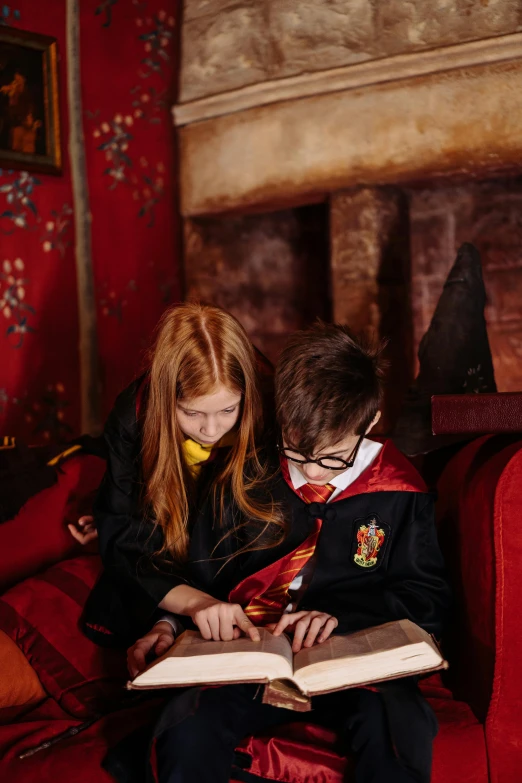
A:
129,619,446,704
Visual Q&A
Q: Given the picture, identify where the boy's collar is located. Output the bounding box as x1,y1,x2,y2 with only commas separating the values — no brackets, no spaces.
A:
280,438,428,500
286,438,383,497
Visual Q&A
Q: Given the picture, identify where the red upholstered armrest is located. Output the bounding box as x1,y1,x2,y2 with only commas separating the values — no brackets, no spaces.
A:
432,393,522,434
436,435,522,783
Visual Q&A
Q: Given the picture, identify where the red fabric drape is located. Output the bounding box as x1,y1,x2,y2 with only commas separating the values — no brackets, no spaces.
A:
0,1,79,441
0,0,181,441
80,0,181,420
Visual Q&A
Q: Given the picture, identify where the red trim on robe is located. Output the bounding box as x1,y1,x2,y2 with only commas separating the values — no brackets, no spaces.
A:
149,736,159,783
135,375,149,420
331,439,428,500
84,622,114,636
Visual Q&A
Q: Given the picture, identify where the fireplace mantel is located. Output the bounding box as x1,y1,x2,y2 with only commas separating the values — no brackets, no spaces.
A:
174,32,522,217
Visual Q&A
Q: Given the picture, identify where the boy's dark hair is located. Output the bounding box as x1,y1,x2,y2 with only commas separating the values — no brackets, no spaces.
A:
275,322,386,454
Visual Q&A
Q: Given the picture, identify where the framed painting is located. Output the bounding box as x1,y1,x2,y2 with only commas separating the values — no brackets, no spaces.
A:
0,27,61,175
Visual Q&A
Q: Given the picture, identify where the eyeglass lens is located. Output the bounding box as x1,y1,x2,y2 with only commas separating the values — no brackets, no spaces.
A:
283,450,348,469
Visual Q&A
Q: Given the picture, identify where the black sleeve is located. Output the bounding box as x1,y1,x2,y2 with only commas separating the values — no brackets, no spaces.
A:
379,495,451,637
335,495,451,637
94,387,187,628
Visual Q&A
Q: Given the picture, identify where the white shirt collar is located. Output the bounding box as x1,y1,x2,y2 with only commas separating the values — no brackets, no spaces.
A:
287,438,383,501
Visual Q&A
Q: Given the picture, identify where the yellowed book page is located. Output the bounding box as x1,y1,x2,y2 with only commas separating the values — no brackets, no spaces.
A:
131,627,295,687
165,628,293,662
292,620,423,673
398,619,438,650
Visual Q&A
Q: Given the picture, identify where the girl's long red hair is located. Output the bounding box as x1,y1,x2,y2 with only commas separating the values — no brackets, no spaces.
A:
141,303,283,562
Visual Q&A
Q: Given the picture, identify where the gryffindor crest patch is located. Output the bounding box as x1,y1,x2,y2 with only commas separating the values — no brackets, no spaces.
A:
353,515,389,569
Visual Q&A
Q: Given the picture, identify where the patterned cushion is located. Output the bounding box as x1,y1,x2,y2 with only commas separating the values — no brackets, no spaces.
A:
0,629,45,714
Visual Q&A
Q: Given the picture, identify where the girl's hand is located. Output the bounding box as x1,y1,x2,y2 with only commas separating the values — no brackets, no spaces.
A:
127,621,175,679
190,597,261,643
68,515,98,546
269,610,338,653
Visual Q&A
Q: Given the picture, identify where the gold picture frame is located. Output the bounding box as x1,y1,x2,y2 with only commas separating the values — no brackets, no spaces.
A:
0,27,61,175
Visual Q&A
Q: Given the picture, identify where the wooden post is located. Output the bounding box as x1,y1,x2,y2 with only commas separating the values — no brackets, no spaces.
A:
67,0,102,435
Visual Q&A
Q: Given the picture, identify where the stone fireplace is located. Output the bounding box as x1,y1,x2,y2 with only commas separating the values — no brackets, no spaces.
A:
183,203,331,363
173,1,522,427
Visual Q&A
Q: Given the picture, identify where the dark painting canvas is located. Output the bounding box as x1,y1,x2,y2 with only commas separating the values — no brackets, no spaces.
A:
0,42,47,157
0,29,60,174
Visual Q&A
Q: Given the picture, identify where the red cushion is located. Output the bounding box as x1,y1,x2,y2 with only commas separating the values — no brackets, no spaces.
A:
0,629,46,715
0,686,487,783
480,440,522,783
237,682,488,783
437,433,522,747
0,454,106,593
0,696,157,783
0,555,126,718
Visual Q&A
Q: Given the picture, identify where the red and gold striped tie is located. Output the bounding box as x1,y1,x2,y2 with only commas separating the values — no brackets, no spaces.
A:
297,482,336,506
244,482,335,624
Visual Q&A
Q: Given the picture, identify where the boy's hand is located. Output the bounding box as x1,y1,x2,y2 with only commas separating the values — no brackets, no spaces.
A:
127,621,175,679
68,515,98,546
269,610,338,653
189,597,261,643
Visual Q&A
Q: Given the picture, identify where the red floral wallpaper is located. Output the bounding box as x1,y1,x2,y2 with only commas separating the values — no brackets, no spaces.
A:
82,0,180,419
0,0,180,441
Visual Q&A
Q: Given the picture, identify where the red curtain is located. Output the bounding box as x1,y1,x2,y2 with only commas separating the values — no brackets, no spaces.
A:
80,0,180,420
0,0,181,441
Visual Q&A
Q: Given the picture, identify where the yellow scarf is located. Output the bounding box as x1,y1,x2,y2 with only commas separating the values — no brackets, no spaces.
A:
182,438,214,475
182,431,236,476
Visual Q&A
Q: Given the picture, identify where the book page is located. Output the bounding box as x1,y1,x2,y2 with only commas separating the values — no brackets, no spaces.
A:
166,628,293,664
290,620,444,695
163,628,292,664
132,628,295,689
293,620,419,672
146,628,293,671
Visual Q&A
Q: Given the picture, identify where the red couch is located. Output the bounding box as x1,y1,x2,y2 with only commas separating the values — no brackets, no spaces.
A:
1,435,521,783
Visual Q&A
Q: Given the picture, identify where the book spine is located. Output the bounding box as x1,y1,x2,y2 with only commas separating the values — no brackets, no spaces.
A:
262,681,312,712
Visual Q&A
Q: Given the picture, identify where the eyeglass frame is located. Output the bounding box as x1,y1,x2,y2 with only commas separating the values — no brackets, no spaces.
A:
278,433,365,471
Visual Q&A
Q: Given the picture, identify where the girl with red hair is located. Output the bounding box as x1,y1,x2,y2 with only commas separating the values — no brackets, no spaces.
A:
84,302,281,659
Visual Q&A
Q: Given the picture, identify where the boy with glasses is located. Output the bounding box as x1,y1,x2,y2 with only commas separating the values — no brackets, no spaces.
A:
150,322,450,783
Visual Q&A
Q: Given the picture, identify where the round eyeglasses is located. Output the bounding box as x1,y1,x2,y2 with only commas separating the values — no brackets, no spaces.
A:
279,434,364,471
